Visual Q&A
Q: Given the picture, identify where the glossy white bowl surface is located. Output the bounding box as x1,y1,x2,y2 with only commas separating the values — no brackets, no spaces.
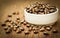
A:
24,8,59,25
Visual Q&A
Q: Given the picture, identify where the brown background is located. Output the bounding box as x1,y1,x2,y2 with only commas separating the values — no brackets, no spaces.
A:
0,0,60,38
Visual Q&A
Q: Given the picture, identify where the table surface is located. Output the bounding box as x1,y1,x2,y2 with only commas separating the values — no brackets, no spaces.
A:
0,0,60,38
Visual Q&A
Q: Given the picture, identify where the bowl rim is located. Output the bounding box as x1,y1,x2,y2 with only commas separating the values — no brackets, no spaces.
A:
24,8,59,16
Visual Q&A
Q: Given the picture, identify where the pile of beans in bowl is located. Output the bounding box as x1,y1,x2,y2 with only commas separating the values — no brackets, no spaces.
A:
25,2,57,14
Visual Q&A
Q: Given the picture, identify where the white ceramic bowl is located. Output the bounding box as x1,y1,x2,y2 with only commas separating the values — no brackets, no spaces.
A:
24,8,59,25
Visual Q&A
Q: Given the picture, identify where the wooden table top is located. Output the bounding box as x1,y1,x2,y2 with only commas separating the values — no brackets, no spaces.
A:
0,0,60,38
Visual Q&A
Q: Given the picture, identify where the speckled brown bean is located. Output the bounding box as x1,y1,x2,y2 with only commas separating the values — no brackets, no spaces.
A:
26,10,30,13
25,7,30,10
19,27,24,31
12,12,16,15
24,31,30,35
10,25,13,28
29,10,33,13
49,9,55,13
5,28,12,34
5,19,12,22
1,23,6,26
34,7,39,12
43,32,49,35
6,30,11,34
26,24,31,28
48,6,56,13
16,20,20,24
42,4,45,8
52,29,58,33
8,15,12,17
31,4,37,8
32,8,35,13
31,24,34,28
40,27,45,32
14,25,18,28
28,27,32,31
45,4,50,8
13,27,17,31
44,8,49,14
45,26,51,31
7,23,12,27
40,8,44,12
23,21,27,25
20,20,25,24
34,30,38,34
16,29,21,33
20,22,24,24
16,17,20,20
32,27,36,30
4,27,8,30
